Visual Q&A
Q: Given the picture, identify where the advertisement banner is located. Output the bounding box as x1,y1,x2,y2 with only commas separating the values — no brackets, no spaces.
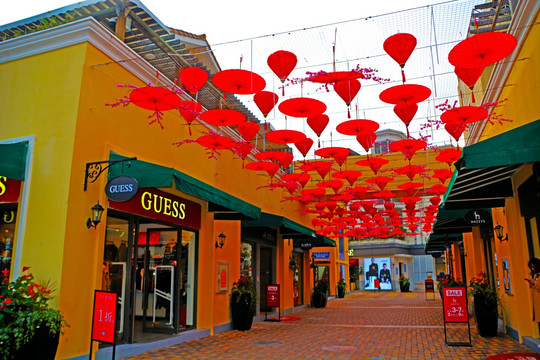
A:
443,287,468,323
363,257,392,290
91,290,118,344
266,284,280,307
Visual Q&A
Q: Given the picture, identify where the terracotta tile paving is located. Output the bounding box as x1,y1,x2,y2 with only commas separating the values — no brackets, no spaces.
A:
126,292,534,360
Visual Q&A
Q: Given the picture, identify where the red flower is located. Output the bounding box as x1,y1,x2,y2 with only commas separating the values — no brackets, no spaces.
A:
22,266,31,272
3,298,12,305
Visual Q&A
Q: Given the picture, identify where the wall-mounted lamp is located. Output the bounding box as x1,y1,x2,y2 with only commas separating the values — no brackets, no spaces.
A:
215,232,226,249
86,201,104,229
494,224,508,242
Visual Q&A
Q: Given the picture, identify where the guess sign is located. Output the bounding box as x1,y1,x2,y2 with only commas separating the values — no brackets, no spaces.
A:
443,287,468,323
105,176,138,202
266,284,280,307
91,290,118,344
0,176,21,203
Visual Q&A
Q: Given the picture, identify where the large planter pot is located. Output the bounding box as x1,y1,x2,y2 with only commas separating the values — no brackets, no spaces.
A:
400,283,410,292
311,292,327,308
14,323,60,360
231,292,255,331
337,287,345,298
473,293,498,337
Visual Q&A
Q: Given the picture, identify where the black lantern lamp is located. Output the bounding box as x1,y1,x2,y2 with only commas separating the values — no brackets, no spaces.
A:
494,224,508,242
86,201,104,229
215,232,226,249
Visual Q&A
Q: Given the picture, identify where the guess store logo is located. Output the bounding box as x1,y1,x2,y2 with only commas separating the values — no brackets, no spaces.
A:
0,176,21,203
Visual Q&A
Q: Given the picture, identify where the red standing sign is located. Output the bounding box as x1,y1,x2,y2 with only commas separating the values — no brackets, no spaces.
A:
91,290,118,344
443,287,468,323
266,284,280,307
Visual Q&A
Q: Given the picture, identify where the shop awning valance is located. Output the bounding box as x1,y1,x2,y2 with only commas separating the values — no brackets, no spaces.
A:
242,212,335,247
108,153,261,220
425,232,463,251
431,206,491,235
442,120,540,209
0,141,28,181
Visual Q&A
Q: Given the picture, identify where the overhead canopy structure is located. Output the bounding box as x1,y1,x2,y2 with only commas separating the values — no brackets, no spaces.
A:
0,141,29,181
443,120,540,209
425,233,463,252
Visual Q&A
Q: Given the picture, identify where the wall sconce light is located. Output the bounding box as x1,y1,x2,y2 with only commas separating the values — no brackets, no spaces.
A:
86,201,104,229
215,231,226,249
494,224,508,242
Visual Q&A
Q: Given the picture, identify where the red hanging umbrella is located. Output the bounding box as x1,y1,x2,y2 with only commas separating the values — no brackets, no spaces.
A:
332,170,362,186
315,147,350,166
397,181,423,196
294,138,314,158
130,86,181,127
394,164,426,181
300,160,333,179
454,66,485,103
200,109,246,127
383,33,417,83
308,70,364,84
349,186,370,199
255,151,294,169
356,132,377,153
427,184,447,196
379,84,431,105
366,175,393,191
197,134,235,150
435,148,462,167
356,157,389,175
233,142,253,168
212,69,266,95
429,196,441,206
440,106,489,125
281,173,301,183
297,172,311,188
237,121,259,142
179,67,208,94
267,50,297,83
334,79,361,118
253,91,279,118
278,97,327,118
307,114,330,147
178,100,202,136
317,179,344,194
266,129,306,144
383,201,396,211
444,122,466,142
393,102,418,130
245,161,281,178
448,31,517,69
432,168,454,184
373,190,396,202
336,119,379,136
301,187,326,199
389,138,427,160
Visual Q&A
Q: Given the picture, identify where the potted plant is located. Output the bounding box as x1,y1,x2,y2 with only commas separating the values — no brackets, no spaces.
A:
436,273,465,299
0,267,69,360
289,255,299,277
398,275,410,292
468,271,498,337
337,278,346,298
230,276,256,331
311,278,329,308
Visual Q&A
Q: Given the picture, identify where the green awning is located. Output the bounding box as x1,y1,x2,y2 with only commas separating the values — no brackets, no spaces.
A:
108,153,261,220
443,120,540,209
242,212,335,247
425,232,463,251
431,206,491,234
0,142,28,181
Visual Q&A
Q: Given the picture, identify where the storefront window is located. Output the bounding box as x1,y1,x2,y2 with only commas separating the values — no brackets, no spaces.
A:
240,242,253,279
0,206,17,275
292,252,303,306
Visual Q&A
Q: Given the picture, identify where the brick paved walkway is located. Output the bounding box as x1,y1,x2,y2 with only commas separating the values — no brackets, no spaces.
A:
126,291,535,360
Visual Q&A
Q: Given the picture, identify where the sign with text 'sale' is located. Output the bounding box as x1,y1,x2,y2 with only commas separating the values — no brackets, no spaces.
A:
266,284,280,307
443,287,468,323
91,290,118,344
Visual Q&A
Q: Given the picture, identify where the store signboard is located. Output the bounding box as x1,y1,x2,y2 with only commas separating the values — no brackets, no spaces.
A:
105,176,138,202
0,176,21,203
299,243,313,250
266,284,280,307
425,279,434,293
313,252,330,260
91,290,118,344
109,188,201,229
442,287,468,323
463,209,491,226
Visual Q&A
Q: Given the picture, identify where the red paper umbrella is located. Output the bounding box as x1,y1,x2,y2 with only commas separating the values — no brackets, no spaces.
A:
384,201,396,211
212,69,266,95
237,121,259,142
178,100,202,136
331,194,354,204
267,50,297,83
356,157,389,175
233,142,253,168
283,181,300,195
315,147,350,166
278,97,327,118
130,86,180,110
317,179,344,194
255,151,294,169
332,170,362,186
427,184,447,196
383,33,417,83
266,129,306,144
429,196,441,206
444,122,467,142
281,173,301,183
294,138,314,158
197,135,235,150
245,161,280,178
307,114,329,147
356,132,377,153
301,187,326,199
394,164,426,181
334,79,361,117
379,84,431,105
179,67,208,94
389,139,427,160
440,106,489,125
366,176,393,191
308,70,364,84
393,102,418,132
200,109,246,127
448,31,517,69
301,160,333,179
297,172,311,188
373,190,396,201
432,168,454,184
336,119,379,136
349,186,370,199
400,196,422,204
397,181,423,196
253,91,279,118
455,66,485,103
436,148,462,167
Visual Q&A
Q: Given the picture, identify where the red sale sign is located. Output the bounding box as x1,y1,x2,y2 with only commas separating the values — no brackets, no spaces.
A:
266,284,280,307
443,287,468,323
91,290,118,344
